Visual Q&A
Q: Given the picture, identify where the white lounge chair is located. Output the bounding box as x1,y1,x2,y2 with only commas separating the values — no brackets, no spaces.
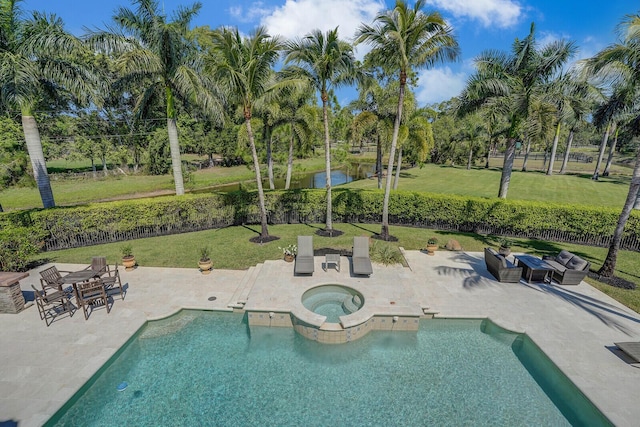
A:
294,236,314,275
352,237,373,276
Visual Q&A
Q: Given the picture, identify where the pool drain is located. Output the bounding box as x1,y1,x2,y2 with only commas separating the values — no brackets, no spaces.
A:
208,296,217,301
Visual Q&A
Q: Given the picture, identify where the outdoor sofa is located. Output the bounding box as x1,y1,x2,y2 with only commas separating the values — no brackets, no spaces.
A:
542,250,590,285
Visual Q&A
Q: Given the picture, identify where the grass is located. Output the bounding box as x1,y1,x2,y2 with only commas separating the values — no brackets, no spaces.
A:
38,223,640,312
344,163,632,208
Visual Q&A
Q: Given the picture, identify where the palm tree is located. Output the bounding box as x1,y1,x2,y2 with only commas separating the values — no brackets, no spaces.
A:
394,102,433,189
0,0,99,208
208,26,283,242
355,0,459,240
459,23,575,198
90,0,221,196
584,13,640,277
284,27,358,237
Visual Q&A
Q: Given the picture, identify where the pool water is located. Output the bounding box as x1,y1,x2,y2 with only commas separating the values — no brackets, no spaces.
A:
47,311,610,426
302,285,364,323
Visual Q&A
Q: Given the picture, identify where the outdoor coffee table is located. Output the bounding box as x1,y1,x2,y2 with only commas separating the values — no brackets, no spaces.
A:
514,255,555,283
324,253,340,272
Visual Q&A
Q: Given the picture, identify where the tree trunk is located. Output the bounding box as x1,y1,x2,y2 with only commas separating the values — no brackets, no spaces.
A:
394,147,402,189
245,116,269,238
546,122,561,175
467,146,473,170
634,187,640,210
102,153,108,176
598,147,640,277
521,139,531,172
593,122,612,180
265,124,274,190
285,130,294,190
91,158,97,179
603,126,619,177
22,115,55,208
322,91,333,233
499,138,516,198
167,117,184,195
559,129,574,174
381,72,406,239
376,134,382,189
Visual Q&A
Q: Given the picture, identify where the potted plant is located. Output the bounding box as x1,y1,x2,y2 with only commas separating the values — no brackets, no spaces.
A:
426,237,439,256
279,244,297,262
498,238,513,257
198,246,213,274
121,243,136,271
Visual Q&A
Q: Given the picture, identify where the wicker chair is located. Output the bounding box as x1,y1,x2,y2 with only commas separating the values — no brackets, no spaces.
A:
484,247,522,283
31,284,74,326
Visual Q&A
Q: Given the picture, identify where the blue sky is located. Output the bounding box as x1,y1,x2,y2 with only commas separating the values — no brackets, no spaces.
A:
22,0,634,106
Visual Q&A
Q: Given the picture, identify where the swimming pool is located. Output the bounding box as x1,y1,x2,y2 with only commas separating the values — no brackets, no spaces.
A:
46,311,611,426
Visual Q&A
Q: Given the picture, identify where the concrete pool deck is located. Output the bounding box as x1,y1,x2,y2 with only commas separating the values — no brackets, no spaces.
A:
1,250,639,426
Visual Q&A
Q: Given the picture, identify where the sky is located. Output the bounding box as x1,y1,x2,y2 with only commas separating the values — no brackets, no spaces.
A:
21,0,635,107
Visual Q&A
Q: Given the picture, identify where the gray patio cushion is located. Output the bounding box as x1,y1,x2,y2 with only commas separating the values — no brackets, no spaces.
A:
556,250,574,266
566,255,588,271
496,253,507,268
544,259,567,273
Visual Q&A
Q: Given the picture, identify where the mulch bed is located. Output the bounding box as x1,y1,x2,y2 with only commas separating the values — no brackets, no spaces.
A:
249,235,280,244
587,271,636,290
315,229,344,237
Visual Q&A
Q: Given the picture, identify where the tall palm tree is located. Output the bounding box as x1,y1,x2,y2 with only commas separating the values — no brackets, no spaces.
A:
459,23,575,198
0,0,98,208
284,27,358,237
584,13,640,277
355,0,459,240
208,26,283,241
90,0,221,196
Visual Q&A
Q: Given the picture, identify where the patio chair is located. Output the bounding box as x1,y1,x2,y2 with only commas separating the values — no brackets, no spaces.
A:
352,237,373,276
31,284,74,326
39,265,73,294
101,262,125,300
75,278,111,320
294,236,314,275
85,256,110,277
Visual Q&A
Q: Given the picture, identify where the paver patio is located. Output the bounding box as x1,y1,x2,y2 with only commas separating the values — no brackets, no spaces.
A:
1,250,639,426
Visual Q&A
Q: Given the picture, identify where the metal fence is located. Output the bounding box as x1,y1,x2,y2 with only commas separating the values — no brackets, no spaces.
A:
42,209,640,252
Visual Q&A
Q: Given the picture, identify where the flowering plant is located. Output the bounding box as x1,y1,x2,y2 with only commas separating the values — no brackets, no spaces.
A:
279,244,297,256
427,237,438,245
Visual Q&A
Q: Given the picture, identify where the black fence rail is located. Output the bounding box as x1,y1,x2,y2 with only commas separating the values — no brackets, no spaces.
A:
44,214,234,251
43,210,640,252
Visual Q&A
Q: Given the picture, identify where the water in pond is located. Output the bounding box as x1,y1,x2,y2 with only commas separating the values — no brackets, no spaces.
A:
206,163,374,193
46,311,611,426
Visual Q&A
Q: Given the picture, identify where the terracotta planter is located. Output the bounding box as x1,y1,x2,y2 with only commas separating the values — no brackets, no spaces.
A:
426,244,438,256
199,259,213,274
284,254,295,263
122,255,136,271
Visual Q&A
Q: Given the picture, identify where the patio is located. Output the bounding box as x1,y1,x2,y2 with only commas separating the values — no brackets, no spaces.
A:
1,250,639,426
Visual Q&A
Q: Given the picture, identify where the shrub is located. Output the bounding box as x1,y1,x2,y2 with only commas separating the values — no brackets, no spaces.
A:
0,225,45,271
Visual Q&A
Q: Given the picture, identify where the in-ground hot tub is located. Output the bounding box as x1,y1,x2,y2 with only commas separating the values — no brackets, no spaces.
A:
301,284,364,323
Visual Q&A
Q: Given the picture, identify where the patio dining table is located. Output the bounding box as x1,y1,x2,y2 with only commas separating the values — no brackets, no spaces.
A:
61,270,102,298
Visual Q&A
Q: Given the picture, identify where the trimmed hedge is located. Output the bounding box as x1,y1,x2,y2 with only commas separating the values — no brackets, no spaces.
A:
1,188,639,262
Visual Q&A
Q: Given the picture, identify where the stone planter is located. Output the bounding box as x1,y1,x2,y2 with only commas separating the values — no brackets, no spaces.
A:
498,247,511,257
284,254,295,263
199,259,213,274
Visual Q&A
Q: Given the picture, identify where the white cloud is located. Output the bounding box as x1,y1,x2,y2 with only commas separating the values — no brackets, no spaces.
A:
229,2,272,23
260,0,382,44
424,0,522,28
415,67,467,105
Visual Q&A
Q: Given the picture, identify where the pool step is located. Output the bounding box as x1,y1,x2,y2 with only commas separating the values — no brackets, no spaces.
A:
227,264,263,309
342,295,362,314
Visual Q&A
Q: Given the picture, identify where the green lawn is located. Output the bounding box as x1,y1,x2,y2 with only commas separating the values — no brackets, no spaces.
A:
344,164,632,208
39,223,640,312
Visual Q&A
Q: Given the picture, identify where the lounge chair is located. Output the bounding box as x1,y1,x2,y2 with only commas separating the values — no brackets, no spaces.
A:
294,236,314,275
75,278,111,320
31,284,74,326
352,237,373,276
615,342,640,364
